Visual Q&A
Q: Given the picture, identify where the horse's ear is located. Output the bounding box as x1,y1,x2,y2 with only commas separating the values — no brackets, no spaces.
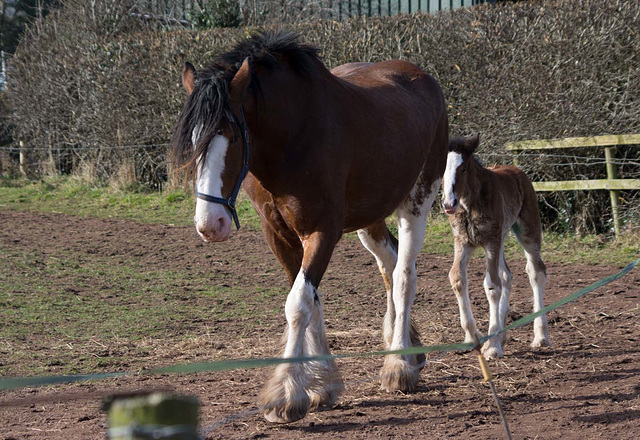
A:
182,62,196,95
230,58,251,102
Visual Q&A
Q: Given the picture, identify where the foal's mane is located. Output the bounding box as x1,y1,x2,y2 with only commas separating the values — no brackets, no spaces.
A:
170,30,322,177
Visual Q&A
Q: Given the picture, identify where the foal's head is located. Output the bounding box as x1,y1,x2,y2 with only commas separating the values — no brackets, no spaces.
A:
170,31,321,242
441,134,481,215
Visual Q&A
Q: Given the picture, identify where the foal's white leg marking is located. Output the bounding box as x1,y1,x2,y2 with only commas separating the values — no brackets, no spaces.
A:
450,242,482,344
193,133,233,240
482,246,504,360
380,179,440,392
442,152,463,209
357,229,397,349
524,248,550,348
498,248,512,343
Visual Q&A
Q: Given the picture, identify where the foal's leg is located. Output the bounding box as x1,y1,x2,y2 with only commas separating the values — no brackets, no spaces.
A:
449,240,483,344
259,230,341,423
380,179,440,392
498,247,512,344
514,224,551,348
482,241,506,359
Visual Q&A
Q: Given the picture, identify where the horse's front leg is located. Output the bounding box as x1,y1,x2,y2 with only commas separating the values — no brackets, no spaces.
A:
380,180,439,392
260,230,342,423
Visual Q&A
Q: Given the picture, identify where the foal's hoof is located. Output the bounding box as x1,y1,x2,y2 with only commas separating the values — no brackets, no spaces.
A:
531,336,551,349
379,356,419,392
482,345,504,360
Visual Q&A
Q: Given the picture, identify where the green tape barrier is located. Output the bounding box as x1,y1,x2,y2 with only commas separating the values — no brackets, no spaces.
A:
1,259,637,391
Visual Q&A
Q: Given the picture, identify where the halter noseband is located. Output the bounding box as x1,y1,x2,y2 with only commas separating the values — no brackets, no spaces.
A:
194,106,250,230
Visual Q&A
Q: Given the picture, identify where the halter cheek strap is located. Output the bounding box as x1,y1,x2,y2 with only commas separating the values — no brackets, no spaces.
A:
194,106,250,230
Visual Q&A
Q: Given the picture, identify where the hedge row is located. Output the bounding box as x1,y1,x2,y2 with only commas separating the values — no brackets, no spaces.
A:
6,0,640,233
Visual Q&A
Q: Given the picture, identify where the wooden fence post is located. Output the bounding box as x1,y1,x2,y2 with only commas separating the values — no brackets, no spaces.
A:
104,392,200,440
604,146,621,237
19,141,28,177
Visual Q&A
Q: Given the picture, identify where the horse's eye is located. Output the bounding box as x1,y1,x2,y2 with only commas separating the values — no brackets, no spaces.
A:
461,166,467,174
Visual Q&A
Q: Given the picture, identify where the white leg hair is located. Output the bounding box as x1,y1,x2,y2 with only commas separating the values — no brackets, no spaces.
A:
482,244,505,360
357,228,397,349
261,270,313,423
380,179,440,392
498,248,512,344
524,246,551,348
260,269,342,423
303,289,342,410
449,241,483,344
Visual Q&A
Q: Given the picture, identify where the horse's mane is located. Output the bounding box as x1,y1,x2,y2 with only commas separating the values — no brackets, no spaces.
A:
171,30,322,176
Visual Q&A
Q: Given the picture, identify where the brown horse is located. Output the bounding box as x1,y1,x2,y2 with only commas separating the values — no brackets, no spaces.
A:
442,135,551,359
171,31,448,423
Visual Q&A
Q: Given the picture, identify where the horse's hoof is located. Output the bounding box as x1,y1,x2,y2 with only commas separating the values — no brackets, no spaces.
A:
259,367,311,424
531,337,551,348
262,391,310,424
379,356,419,392
482,345,503,360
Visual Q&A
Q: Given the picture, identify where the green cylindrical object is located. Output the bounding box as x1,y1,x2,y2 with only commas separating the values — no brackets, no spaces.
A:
104,392,200,440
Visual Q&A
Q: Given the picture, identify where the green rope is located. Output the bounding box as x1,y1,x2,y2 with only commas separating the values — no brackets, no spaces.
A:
1,258,637,391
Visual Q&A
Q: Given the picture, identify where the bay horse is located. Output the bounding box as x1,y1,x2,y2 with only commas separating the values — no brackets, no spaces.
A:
171,31,448,423
442,135,551,359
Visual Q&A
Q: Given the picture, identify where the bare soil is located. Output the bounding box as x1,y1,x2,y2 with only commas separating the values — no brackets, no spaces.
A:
1,209,639,439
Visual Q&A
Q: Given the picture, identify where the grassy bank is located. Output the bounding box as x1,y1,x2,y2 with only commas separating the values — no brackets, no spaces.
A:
0,176,637,266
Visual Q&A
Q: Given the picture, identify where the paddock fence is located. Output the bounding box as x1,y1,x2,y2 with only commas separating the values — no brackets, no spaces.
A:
131,0,497,26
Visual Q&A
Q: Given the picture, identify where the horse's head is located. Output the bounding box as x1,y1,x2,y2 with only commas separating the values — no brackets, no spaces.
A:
171,57,252,242
442,134,481,215
171,31,323,242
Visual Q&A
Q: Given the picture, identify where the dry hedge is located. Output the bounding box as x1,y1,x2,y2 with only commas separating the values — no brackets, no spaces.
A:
6,0,640,233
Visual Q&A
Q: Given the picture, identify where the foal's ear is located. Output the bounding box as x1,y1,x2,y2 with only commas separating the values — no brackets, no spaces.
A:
461,134,480,154
182,62,196,95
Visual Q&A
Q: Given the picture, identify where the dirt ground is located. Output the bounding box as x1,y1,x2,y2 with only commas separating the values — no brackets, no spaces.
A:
1,209,639,439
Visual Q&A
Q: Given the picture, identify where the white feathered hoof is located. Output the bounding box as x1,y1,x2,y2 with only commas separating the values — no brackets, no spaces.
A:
379,355,420,392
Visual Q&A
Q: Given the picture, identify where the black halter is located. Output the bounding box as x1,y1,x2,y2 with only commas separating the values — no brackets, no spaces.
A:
194,106,250,230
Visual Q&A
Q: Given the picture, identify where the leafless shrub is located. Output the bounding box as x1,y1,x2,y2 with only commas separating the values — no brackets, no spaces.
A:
6,0,640,232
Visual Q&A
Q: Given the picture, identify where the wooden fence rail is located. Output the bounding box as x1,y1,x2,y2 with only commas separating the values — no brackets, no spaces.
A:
505,134,640,236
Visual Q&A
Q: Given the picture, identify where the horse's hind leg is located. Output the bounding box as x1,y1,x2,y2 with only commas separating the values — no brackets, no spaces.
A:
259,228,342,423
358,222,425,366
380,178,440,392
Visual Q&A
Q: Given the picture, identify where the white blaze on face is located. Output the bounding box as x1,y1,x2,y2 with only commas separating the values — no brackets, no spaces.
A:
442,152,463,212
193,128,233,242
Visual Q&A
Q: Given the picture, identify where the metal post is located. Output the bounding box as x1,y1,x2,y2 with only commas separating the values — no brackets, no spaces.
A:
604,147,622,237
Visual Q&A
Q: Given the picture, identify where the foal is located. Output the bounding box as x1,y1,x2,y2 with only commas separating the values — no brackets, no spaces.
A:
442,135,550,359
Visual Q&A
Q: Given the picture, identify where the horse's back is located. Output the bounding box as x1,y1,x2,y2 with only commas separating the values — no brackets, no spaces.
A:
332,60,442,98
329,60,448,230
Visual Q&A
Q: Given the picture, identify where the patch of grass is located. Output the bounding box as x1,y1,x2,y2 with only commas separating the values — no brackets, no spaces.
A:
0,176,259,229
0,243,282,376
1,176,637,266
